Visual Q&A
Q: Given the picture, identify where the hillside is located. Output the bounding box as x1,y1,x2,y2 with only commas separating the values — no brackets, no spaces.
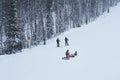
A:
0,3,120,80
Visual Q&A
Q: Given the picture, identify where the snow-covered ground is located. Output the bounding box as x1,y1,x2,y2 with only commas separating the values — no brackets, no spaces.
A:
0,3,120,80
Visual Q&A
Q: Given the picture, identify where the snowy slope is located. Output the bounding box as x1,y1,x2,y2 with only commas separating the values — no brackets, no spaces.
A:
0,3,120,80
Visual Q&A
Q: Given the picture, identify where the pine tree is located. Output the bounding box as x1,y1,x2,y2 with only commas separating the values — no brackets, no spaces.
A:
4,0,22,54
46,13,54,39
46,0,54,39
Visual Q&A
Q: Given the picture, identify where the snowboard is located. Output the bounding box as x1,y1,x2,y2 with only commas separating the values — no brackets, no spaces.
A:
62,57,70,60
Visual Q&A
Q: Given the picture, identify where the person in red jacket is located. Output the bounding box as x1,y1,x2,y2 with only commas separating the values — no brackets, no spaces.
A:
65,49,70,59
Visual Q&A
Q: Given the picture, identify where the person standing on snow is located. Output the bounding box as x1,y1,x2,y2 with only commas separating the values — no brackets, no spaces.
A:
65,49,70,59
56,38,60,47
43,38,46,45
65,37,69,46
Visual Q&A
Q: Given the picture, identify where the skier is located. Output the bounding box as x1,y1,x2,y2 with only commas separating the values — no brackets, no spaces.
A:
43,38,46,45
65,49,70,59
65,37,69,46
56,38,60,47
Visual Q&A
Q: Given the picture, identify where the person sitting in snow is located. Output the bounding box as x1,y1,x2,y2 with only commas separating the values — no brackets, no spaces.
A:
65,49,70,59
70,51,77,57
74,51,77,56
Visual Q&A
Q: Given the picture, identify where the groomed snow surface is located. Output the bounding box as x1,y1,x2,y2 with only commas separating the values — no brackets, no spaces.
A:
0,3,120,80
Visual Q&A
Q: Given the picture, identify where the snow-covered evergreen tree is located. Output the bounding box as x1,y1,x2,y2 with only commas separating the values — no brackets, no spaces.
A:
4,0,22,54
46,0,54,39
0,0,120,55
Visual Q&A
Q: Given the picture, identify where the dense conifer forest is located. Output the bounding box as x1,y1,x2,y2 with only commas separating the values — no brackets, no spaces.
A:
0,0,120,54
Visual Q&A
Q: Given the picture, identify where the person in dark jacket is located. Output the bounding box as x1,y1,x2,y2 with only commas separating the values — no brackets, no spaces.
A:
56,38,60,47
74,51,77,56
65,37,69,46
43,38,46,45
70,51,77,57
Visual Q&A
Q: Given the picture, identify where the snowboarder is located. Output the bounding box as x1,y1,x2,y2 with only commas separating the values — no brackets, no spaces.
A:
65,49,70,59
65,37,69,46
56,38,60,47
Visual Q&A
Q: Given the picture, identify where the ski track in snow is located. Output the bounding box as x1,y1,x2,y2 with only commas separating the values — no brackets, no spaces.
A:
0,3,120,80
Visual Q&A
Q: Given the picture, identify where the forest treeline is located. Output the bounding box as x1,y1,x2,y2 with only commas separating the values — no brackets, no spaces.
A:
0,0,120,54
